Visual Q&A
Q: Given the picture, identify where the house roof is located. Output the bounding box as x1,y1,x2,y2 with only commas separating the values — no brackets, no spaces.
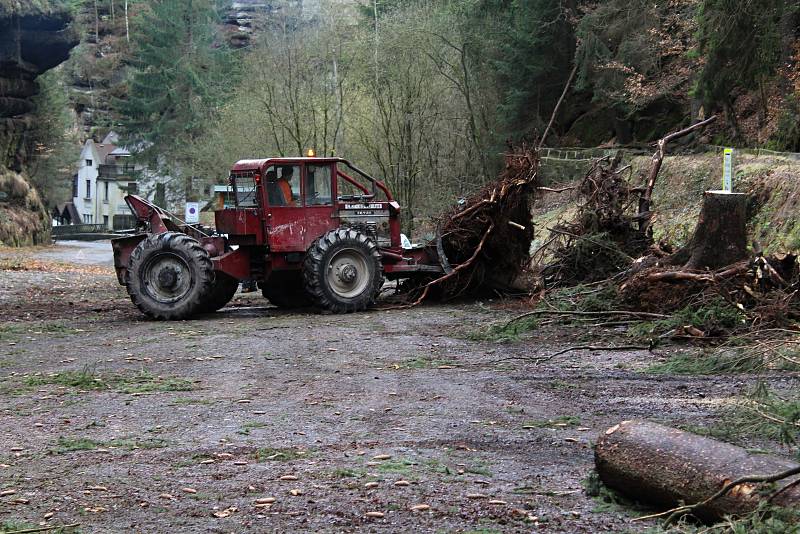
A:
94,142,118,163
66,203,80,222
54,202,80,222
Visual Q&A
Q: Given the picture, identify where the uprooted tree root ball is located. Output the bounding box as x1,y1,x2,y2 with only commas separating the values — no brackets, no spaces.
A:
400,144,540,305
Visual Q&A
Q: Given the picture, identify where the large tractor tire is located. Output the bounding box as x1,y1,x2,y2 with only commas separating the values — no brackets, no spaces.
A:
261,272,311,309
199,272,239,313
126,232,214,320
303,228,383,313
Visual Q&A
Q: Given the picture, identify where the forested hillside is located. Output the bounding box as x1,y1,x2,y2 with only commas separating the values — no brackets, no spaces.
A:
5,0,800,237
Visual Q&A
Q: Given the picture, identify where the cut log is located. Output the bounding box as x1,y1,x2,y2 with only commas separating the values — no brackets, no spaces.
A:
595,420,800,522
678,191,749,270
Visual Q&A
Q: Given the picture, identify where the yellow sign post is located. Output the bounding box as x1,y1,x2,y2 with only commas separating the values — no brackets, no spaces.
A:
722,148,734,192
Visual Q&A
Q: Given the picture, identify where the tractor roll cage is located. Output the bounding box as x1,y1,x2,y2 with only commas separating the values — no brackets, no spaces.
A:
337,160,395,202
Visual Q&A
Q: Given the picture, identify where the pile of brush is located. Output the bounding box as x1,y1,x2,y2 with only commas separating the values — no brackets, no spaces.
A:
540,154,651,285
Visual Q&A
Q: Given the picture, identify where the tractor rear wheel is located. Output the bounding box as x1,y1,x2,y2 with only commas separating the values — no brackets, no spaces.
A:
200,272,239,313
303,228,383,313
126,232,214,320
261,272,311,309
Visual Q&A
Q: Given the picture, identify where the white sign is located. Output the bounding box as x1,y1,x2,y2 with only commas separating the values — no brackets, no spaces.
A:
185,202,199,224
344,203,382,210
722,148,734,192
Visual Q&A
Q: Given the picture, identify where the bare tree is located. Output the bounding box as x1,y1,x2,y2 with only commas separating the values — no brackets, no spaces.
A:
124,0,130,43
93,0,99,43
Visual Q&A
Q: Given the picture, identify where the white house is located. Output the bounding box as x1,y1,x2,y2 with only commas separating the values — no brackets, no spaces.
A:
72,132,139,230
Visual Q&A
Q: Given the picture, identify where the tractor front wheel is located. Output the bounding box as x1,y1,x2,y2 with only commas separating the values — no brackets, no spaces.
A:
303,228,383,313
126,232,214,320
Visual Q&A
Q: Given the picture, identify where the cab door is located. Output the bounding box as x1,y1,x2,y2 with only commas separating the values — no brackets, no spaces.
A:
264,164,305,253
302,163,336,249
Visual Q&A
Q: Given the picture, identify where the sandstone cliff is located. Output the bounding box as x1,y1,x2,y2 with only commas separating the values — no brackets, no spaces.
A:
0,0,78,245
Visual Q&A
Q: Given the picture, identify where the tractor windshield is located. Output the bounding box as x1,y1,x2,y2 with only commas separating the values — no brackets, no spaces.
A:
230,171,259,207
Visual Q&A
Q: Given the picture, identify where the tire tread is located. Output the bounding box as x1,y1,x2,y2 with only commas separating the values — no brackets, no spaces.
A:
125,232,214,320
302,227,383,313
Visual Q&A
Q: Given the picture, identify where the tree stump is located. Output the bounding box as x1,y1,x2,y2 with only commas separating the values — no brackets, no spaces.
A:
595,420,800,522
681,191,749,270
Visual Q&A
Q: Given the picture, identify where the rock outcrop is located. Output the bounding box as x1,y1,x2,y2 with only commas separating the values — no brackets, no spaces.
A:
0,0,78,245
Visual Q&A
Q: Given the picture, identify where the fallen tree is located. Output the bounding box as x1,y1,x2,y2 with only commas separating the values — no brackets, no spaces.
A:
595,420,800,523
401,144,540,305
539,117,720,287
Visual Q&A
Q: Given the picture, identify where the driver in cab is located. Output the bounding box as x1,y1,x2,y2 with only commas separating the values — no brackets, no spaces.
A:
266,167,295,207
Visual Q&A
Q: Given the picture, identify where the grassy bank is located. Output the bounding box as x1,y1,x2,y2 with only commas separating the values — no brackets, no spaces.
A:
537,151,800,254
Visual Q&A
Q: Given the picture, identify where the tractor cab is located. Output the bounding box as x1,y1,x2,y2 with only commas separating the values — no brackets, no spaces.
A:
217,157,402,261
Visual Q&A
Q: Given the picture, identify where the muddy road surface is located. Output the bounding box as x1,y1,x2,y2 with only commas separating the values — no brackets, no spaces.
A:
0,242,794,533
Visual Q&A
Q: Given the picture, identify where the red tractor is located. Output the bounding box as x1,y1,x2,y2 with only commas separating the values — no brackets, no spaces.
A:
111,157,442,319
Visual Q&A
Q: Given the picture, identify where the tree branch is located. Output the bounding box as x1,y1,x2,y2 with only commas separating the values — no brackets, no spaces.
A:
638,115,717,230
493,345,649,365
3,524,81,534
632,465,800,524
505,309,668,326
538,62,578,150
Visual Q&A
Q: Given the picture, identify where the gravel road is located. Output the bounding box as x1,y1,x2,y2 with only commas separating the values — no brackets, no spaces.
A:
0,242,794,533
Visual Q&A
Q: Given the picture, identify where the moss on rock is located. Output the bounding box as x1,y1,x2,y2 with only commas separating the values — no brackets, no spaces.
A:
0,169,50,246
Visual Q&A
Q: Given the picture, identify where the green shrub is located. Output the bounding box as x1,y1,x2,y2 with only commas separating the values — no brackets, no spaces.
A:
631,296,745,340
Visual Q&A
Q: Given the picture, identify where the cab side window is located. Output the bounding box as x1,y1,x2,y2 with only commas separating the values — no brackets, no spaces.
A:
305,164,333,206
265,165,300,207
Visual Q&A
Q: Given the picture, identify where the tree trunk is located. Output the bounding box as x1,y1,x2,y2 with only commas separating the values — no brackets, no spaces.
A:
724,99,741,140
679,191,748,270
595,420,800,522
93,0,99,44
779,6,797,97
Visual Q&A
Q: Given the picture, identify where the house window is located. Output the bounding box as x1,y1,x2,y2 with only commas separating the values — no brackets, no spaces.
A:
103,181,109,203
72,175,78,198
103,215,109,226
83,214,93,223
128,182,138,194
86,159,93,167
85,180,91,198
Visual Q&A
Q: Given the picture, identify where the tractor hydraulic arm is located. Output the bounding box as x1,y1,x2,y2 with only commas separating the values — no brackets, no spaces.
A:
125,194,176,234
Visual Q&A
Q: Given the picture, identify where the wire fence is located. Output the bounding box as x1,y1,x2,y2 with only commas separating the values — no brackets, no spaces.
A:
52,224,108,236
540,145,800,163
